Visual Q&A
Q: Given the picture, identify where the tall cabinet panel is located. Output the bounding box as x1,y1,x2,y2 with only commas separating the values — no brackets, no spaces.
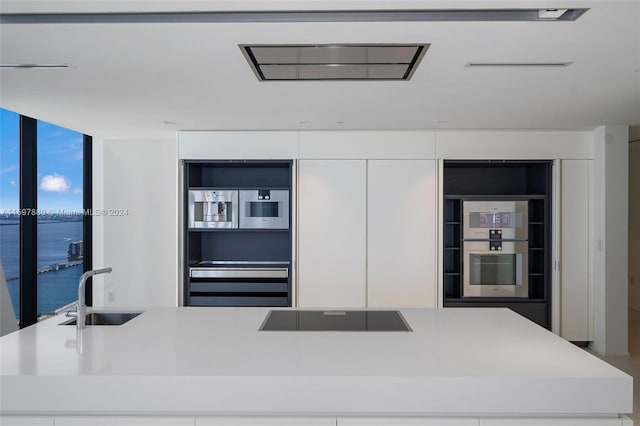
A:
367,160,437,308
560,159,592,341
298,160,367,308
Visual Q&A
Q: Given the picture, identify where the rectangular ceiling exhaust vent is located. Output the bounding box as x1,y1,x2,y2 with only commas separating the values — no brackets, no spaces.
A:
241,44,429,81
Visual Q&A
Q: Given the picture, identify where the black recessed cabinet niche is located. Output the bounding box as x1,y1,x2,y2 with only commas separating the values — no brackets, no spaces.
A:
443,160,552,329
183,160,293,307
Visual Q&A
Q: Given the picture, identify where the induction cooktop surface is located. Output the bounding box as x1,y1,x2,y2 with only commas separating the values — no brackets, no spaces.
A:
260,310,412,332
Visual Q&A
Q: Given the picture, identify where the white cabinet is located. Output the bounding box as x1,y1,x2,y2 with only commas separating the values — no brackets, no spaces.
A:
0,417,54,426
559,159,593,341
367,160,438,307
339,418,478,426
298,160,367,307
480,419,624,426
196,418,335,426
55,417,194,426
298,159,437,308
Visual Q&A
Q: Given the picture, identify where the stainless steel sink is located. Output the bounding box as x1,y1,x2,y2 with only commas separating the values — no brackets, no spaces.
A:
60,312,143,326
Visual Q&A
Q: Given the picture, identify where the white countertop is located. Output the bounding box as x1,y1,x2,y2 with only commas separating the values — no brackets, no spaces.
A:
0,307,632,416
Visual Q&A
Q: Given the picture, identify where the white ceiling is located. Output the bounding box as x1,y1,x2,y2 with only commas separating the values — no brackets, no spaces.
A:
0,0,638,140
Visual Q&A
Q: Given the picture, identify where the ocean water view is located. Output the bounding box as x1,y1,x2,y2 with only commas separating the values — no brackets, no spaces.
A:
0,219,83,319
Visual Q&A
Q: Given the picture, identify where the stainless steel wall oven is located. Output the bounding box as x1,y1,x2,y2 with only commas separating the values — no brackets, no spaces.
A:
462,200,529,298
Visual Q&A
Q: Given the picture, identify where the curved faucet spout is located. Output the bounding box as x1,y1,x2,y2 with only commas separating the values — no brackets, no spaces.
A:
77,267,113,330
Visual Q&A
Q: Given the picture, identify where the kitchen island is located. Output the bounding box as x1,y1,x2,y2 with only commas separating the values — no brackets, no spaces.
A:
0,307,632,425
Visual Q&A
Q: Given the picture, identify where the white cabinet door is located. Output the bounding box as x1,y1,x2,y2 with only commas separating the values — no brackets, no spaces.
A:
339,418,478,426
0,417,54,426
480,419,622,426
367,160,438,308
55,417,194,426
197,418,335,426
560,159,592,341
298,160,367,307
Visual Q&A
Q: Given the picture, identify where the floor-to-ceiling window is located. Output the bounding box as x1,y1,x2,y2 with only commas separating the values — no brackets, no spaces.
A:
0,109,20,319
36,119,85,316
0,107,92,327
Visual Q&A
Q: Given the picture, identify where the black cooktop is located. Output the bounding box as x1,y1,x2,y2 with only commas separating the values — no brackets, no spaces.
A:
259,310,412,332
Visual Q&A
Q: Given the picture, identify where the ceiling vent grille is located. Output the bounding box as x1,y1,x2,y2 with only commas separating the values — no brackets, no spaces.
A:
465,62,572,68
241,44,429,81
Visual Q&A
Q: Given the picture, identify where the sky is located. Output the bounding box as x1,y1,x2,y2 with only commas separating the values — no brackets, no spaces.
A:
0,108,84,212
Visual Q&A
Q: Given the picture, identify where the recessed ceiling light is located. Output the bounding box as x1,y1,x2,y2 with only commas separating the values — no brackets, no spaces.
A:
465,62,572,68
163,121,177,125
0,64,72,69
241,44,429,81
299,121,313,125
538,9,568,19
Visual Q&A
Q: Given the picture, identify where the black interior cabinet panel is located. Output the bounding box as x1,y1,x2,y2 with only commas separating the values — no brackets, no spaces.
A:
444,161,550,196
444,165,527,195
188,161,291,188
199,231,290,263
525,164,549,195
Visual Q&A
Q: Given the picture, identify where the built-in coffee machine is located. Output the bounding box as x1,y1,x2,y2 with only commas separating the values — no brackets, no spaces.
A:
188,190,238,228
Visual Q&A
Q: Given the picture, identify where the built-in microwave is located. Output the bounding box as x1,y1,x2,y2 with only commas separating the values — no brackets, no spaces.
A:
239,190,289,229
188,190,238,229
463,200,528,240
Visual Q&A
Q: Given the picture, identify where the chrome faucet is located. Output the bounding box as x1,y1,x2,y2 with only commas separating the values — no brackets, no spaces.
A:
76,267,112,329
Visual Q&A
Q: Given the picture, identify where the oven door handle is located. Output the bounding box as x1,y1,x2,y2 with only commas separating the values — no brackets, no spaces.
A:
516,254,523,286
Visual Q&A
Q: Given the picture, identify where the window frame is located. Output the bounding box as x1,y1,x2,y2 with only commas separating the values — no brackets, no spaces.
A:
14,114,92,328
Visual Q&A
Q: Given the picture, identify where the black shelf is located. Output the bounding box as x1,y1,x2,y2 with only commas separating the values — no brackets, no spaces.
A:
444,194,547,200
188,186,291,191
460,297,547,303
188,228,289,232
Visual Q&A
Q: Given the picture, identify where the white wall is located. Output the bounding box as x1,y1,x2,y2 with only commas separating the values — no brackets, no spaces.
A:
592,125,629,356
629,140,640,311
93,138,178,308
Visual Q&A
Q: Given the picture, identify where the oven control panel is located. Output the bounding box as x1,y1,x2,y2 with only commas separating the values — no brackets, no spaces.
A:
489,229,502,250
